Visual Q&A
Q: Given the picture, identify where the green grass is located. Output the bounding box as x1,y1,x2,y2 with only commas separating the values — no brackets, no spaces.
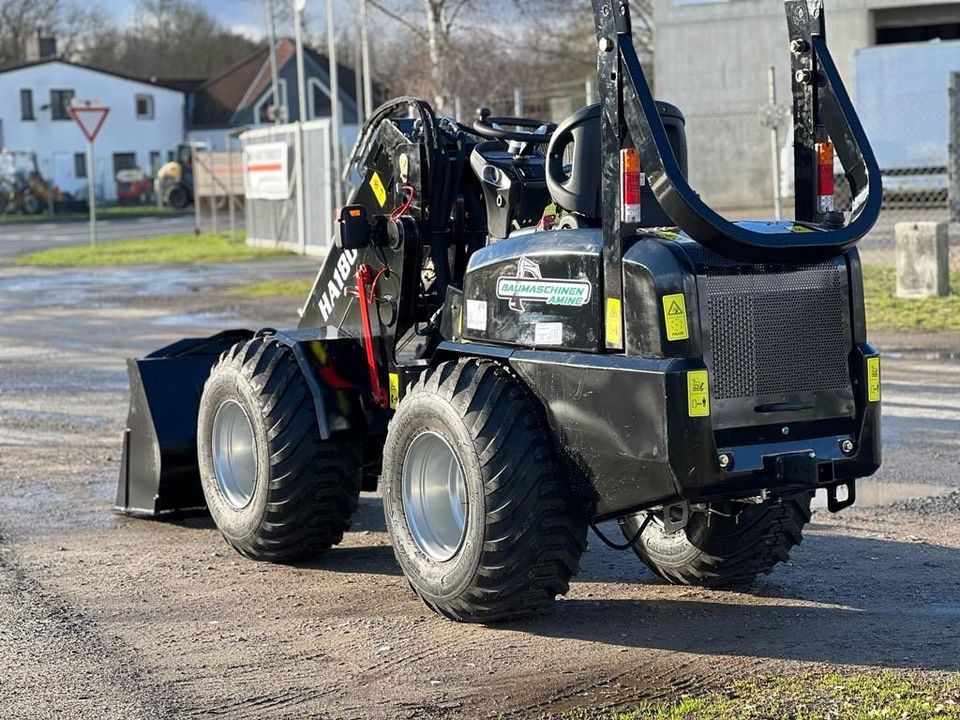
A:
0,206,187,223
14,232,287,267
863,266,960,333
230,278,315,299
562,672,960,720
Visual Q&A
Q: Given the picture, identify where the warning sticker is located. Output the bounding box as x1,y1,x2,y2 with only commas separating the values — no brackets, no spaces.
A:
370,171,387,207
534,322,564,346
866,356,881,403
662,293,690,342
605,297,623,347
687,370,711,418
389,373,400,410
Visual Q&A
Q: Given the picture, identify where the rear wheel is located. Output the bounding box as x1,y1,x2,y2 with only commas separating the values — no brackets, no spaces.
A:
197,336,361,562
619,493,812,587
21,191,42,215
382,359,588,623
165,184,189,209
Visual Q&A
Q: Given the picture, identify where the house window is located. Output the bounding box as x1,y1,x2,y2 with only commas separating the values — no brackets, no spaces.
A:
256,80,288,123
113,152,138,177
75,153,87,179
310,78,331,120
136,94,155,120
21,89,35,121
150,151,161,174
50,89,75,120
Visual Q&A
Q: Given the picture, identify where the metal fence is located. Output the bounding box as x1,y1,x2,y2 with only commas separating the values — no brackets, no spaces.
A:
241,120,359,257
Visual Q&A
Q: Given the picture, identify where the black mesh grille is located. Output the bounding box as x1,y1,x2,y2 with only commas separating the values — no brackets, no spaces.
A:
706,264,852,401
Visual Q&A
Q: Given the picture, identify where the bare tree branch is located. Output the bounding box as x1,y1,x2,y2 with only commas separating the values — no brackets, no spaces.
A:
367,0,428,39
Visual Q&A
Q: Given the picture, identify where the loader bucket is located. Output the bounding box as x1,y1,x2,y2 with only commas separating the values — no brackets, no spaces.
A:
115,331,252,518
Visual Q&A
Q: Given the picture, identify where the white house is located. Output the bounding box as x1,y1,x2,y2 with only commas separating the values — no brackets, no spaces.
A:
0,58,185,202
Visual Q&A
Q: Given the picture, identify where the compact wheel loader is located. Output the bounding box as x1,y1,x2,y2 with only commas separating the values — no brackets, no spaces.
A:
116,1,883,622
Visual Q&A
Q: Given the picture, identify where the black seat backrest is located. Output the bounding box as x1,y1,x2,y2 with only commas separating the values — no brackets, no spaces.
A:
545,102,688,227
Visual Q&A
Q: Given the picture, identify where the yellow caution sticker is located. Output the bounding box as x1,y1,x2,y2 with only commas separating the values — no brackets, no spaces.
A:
389,372,400,409
605,297,623,347
662,293,690,342
687,370,711,418
866,356,881,403
370,171,387,207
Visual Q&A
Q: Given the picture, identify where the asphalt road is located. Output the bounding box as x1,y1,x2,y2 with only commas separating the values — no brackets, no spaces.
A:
0,214,201,260
0,259,957,719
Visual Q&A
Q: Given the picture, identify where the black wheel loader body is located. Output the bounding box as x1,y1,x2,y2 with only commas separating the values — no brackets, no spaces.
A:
117,1,882,558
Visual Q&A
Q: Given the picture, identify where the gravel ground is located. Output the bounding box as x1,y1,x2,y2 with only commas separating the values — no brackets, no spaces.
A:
0,258,958,719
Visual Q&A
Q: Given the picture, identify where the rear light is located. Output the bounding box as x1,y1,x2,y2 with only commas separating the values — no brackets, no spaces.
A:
620,147,643,224
816,141,835,213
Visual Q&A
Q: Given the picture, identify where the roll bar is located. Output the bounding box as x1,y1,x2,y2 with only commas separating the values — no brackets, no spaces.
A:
591,0,882,265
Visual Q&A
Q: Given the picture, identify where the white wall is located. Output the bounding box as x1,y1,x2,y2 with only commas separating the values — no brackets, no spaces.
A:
0,62,184,202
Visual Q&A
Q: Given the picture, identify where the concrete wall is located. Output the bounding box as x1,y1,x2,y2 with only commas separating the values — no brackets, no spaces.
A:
653,0,960,210
0,62,184,201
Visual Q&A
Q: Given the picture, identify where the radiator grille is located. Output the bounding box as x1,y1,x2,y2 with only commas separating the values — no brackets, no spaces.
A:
706,264,852,401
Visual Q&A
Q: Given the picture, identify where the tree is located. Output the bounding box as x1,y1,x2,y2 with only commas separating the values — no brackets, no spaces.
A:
92,0,259,79
0,0,107,65
366,0,653,116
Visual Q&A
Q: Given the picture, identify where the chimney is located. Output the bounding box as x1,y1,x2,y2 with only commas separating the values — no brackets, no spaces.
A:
25,30,57,61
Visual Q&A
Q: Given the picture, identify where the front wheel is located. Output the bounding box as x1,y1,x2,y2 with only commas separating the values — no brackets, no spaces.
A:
382,360,588,623
619,493,812,587
197,336,361,562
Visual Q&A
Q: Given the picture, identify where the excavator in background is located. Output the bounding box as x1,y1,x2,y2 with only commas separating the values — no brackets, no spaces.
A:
0,150,63,215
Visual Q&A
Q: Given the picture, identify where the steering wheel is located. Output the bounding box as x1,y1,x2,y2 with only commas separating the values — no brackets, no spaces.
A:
472,108,556,143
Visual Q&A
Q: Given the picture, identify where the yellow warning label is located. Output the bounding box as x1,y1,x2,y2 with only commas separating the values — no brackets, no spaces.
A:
687,370,711,418
389,373,400,409
370,171,387,207
662,293,690,342
866,356,881,403
605,297,623,347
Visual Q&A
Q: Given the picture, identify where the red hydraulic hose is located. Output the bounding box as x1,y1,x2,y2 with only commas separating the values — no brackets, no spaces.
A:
356,264,389,409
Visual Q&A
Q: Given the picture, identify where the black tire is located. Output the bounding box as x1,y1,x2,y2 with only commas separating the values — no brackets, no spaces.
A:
619,493,812,587
382,359,588,623
197,336,361,562
165,184,189,209
21,192,42,215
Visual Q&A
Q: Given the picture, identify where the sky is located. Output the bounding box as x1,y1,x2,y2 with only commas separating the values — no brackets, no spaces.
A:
95,0,363,41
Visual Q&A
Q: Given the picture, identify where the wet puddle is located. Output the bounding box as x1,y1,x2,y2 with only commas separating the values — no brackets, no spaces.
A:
151,311,239,328
814,480,956,509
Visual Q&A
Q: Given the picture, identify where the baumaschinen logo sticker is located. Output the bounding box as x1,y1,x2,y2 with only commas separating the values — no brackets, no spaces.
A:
497,256,592,312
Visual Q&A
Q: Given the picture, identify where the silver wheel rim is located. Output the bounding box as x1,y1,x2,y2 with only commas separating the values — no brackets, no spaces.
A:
212,399,259,509
402,431,468,562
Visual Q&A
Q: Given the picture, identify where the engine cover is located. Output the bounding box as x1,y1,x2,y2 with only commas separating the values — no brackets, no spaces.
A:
461,229,603,352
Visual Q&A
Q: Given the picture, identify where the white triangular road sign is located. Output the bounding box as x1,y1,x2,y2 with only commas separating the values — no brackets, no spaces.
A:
69,104,110,143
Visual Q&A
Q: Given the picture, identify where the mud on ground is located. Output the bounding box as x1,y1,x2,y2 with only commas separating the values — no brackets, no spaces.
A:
0,260,958,720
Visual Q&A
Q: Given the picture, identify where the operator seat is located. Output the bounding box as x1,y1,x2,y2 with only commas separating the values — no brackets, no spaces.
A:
545,102,687,228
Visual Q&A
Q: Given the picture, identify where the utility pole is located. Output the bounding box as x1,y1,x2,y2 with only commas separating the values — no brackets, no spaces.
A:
354,27,365,124
326,0,344,209
360,0,374,119
265,0,282,124
294,0,309,253
768,66,783,221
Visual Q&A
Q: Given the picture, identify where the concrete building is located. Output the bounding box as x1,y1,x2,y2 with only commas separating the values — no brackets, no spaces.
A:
654,0,960,210
0,58,185,202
